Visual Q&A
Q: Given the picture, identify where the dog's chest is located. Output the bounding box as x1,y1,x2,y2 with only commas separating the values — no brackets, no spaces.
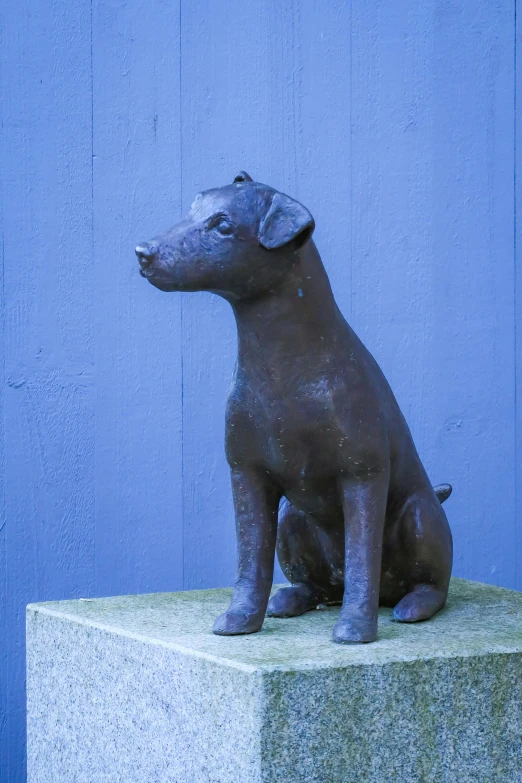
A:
260,407,347,515
266,409,336,475
226,382,349,482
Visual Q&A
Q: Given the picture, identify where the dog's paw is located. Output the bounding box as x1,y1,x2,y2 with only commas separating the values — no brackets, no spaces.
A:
266,584,319,618
212,609,264,636
392,585,446,623
332,615,377,645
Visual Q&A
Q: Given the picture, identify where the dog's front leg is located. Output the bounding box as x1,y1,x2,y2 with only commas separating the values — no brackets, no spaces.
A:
213,468,280,636
333,470,389,644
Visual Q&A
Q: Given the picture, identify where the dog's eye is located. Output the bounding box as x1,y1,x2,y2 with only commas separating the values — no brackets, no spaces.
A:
212,217,234,236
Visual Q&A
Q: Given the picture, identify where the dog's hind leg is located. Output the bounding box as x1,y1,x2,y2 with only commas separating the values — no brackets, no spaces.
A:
267,498,344,618
391,490,453,623
393,583,448,622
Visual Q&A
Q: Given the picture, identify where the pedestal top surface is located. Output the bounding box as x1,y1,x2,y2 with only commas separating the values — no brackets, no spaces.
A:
28,578,522,672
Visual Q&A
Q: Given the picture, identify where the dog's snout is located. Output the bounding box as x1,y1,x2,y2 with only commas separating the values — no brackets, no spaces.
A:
135,242,157,268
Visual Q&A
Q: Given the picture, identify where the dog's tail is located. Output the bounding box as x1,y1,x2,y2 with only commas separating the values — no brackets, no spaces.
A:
434,483,452,504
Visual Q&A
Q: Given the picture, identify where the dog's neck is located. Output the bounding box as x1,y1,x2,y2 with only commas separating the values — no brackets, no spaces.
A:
231,241,346,373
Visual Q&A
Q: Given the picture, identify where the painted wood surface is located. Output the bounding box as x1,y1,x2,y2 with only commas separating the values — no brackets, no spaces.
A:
1,2,96,779
0,2,519,779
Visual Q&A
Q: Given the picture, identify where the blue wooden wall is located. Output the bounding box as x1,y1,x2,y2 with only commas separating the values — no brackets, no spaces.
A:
1,1,520,779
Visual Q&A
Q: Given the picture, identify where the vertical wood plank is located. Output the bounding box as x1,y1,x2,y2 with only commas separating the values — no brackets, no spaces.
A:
429,0,515,587
92,0,183,596
179,0,308,587
0,8,6,771
292,2,352,312
351,0,516,587
0,2,94,780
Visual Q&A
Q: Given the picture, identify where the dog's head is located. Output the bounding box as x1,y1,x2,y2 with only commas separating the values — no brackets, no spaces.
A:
135,172,315,299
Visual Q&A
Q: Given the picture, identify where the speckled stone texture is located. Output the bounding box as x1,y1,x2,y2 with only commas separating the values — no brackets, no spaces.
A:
27,578,522,783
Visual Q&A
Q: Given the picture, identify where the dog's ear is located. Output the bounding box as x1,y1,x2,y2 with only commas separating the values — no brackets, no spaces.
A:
233,171,253,183
258,192,315,250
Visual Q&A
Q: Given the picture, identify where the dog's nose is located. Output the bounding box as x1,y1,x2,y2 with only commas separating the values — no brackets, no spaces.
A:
135,242,157,268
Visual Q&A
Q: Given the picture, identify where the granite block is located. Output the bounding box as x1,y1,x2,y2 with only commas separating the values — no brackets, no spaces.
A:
27,578,522,782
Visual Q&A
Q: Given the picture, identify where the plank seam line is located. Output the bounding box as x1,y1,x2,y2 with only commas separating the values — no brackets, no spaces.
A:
179,0,185,590
349,0,353,321
514,0,519,588
90,0,95,594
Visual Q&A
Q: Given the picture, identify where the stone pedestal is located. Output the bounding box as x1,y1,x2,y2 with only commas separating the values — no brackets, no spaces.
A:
27,578,522,782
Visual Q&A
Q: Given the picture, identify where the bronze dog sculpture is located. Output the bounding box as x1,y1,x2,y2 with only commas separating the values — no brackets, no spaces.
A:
136,172,453,644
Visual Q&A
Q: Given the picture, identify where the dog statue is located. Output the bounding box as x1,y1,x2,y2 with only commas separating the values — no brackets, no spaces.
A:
136,171,453,644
